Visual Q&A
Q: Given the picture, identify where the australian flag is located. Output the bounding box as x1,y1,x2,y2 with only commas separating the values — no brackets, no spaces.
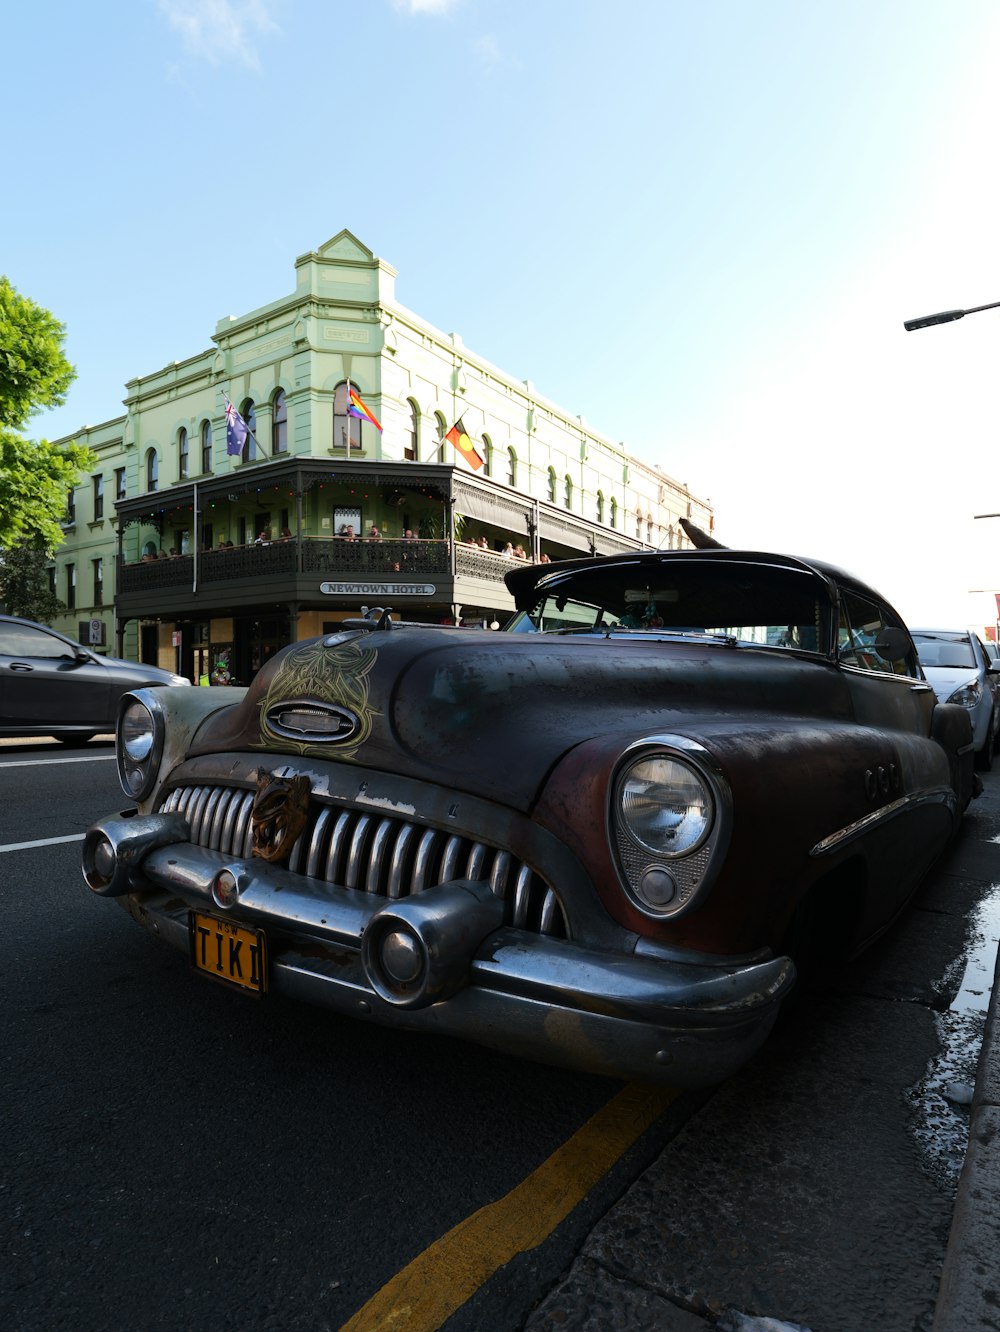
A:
225,395,249,457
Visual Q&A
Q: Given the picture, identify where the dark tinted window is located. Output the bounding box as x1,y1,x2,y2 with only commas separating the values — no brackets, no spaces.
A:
840,590,920,677
0,623,75,659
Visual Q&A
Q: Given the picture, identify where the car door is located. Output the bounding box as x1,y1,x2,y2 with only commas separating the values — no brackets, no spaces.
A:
835,588,952,939
0,621,113,728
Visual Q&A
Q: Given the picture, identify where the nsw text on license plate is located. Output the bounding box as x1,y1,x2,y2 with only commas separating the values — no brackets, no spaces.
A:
190,911,268,995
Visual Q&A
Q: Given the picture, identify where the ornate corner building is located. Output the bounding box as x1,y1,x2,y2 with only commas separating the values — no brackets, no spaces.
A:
50,230,714,685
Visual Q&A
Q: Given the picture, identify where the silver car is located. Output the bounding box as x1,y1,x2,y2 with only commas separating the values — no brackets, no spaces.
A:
911,627,1000,770
0,615,189,744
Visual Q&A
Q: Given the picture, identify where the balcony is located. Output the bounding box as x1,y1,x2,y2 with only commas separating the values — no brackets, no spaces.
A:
114,536,522,620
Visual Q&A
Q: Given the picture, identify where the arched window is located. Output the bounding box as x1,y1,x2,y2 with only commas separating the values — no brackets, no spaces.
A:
272,390,287,455
610,497,618,529
482,434,492,477
240,400,256,463
596,491,605,525
647,519,654,545
146,449,158,492
406,400,419,461
547,467,557,503
635,512,642,539
333,383,361,452
178,428,188,480
507,448,517,487
564,475,573,510
201,420,213,473
434,412,448,460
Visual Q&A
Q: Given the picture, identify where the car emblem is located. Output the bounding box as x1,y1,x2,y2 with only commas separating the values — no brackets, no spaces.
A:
250,771,311,864
263,702,360,744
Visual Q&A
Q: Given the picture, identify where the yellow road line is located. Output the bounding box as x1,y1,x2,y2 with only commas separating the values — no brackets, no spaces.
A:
340,1080,680,1332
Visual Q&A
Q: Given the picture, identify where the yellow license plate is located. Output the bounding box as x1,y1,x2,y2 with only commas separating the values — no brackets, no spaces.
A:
190,912,268,995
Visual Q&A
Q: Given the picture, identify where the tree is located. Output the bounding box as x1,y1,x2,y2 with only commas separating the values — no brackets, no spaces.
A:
0,276,76,429
0,545,65,622
0,277,95,550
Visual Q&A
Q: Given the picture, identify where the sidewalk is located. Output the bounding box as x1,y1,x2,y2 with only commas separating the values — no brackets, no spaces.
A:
525,792,1000,1332
932,931,1000,1332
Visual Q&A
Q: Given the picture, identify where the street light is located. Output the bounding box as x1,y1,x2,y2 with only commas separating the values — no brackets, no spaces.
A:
904,298,1000,331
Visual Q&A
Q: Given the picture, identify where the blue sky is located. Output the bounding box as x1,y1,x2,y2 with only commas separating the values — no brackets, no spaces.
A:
7,0,1000,627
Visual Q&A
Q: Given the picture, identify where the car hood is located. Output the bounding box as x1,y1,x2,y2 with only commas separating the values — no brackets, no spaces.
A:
187,626,852,813
96,654,188,685
917,665,979,705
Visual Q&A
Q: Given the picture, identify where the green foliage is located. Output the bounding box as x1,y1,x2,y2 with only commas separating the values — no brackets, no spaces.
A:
0,545,65,622
0,279,93,551
0,429,96,550
0,276,76,430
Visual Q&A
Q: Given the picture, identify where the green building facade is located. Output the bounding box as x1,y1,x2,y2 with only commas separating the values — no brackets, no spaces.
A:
51,231,714,685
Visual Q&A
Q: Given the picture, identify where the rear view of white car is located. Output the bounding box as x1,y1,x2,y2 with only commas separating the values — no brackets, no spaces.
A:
911,628,1000,770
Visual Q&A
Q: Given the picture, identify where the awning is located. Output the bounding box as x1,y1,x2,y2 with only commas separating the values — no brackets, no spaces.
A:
454,480,533,536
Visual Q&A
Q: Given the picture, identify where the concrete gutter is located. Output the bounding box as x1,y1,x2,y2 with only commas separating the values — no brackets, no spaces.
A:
933,940,1000,1332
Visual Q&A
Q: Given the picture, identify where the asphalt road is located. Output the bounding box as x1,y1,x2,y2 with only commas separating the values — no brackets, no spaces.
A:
2,740,996,1332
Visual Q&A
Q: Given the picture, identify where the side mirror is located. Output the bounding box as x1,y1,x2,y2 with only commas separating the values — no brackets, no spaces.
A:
872,627,912,664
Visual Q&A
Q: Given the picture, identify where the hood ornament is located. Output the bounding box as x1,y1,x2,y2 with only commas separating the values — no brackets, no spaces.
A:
251,771,311,863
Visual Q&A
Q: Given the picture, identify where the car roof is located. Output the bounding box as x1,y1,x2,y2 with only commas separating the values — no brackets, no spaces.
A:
504,548,895,614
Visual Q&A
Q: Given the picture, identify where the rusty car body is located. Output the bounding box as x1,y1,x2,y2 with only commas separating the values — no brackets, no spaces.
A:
82,549,975,1086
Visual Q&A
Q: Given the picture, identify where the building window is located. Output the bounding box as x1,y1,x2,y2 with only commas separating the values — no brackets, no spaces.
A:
92,474,104,521
146,449,158,492
406,400,419,461
114,467,126,501
507,448,517,487
564,475,573,510
178,428,189,479
610,497,617,529
434,413,447,461
547,468,557,503
66,563,76,610
66,488,76,524
241,401,256,463
93,557,103,606
482,434,492,477
647,519,654,544
272,390,287,455
596,491,605,525
201,420,212,473
332,384,361,452
48,565,56,596
635,512,642,539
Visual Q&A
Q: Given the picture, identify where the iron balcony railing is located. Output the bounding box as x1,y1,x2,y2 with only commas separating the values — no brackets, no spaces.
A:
116,538,520,594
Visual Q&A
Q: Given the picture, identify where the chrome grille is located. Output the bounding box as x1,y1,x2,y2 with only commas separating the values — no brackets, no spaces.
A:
159,783,566,937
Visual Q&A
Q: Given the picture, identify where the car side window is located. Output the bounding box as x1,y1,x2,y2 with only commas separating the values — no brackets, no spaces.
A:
837,590,920,678
0,623,75,659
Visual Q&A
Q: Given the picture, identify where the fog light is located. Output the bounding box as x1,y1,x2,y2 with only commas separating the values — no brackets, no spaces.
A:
381,929,424,984
212,869,242,909
637,866,677,909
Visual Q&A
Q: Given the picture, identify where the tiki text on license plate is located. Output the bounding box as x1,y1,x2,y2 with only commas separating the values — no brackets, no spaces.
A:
190,912,267,995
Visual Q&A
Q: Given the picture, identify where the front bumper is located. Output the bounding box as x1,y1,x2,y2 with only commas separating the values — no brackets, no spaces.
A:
83,810,795,1088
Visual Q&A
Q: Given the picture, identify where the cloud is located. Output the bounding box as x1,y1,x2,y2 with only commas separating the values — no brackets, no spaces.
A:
391,0,461,15
158,0,279,70
474,33,520,70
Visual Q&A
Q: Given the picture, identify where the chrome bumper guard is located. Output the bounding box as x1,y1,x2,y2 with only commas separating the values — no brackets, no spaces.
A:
83,812,796,1087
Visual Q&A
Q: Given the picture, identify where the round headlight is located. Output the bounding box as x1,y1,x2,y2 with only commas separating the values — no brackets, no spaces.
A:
619,755,714,856
121,701,155,761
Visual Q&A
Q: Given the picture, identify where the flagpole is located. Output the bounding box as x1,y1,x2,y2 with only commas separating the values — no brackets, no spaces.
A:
346,375,352,455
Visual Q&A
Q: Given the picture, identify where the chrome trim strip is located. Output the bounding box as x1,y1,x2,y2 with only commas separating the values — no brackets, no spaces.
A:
810,788,956,857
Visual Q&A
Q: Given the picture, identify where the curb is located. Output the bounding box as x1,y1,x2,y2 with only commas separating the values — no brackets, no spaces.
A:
933,937,1000,1331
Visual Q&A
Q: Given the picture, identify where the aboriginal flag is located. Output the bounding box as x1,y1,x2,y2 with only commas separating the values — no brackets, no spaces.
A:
445,416,484,471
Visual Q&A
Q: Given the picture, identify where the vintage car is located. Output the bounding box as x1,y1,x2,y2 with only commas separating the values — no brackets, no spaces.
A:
82,548,976,1087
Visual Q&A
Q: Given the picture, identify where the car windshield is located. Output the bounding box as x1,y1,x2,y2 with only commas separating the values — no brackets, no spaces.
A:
911,633,977,670
505,560,830,651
